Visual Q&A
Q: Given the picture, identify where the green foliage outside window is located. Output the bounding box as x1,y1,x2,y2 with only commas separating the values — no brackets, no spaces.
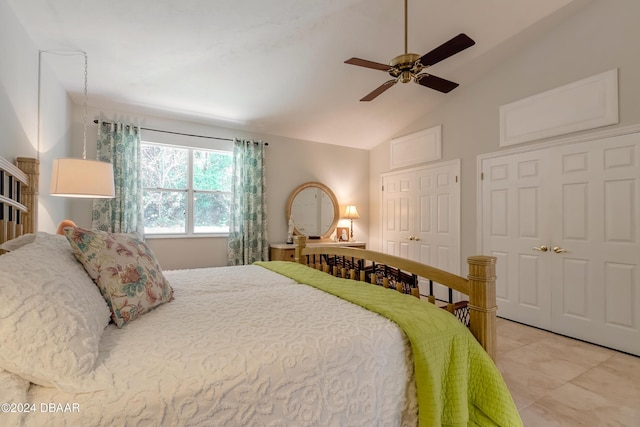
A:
142,143,232,235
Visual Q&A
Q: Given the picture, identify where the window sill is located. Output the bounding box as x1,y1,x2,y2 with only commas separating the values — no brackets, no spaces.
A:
144,233,229,240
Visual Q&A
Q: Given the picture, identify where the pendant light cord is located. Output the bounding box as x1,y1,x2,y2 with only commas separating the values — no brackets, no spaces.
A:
38,49,89,160
82,51,88,160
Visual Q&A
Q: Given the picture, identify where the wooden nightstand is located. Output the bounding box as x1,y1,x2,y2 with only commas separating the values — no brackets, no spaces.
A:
269,241,366,261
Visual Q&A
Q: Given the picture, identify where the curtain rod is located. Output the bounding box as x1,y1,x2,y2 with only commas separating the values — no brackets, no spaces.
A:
93,120,268,145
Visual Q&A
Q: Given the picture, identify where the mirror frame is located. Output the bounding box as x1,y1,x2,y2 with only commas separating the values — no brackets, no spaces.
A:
286,182,340,239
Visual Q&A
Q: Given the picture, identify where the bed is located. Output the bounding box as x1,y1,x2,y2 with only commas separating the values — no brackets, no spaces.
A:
0,156,522,427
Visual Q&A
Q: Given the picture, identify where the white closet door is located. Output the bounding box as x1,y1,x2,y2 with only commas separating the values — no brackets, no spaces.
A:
382,160,460,300
549,133,640,354
480,130,640,355
413,163,460,274
381,172,413,259
481,151,552,330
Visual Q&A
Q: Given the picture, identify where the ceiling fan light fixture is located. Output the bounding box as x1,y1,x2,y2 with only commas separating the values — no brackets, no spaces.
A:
390,53,420,69
343,0,475,101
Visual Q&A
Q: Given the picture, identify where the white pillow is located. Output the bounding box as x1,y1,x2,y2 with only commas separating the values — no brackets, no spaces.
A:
0,233,36,251
0,233,112,392
0,367,30,427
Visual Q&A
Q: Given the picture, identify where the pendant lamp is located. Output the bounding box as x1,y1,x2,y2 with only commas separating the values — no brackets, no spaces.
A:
48,51,115,198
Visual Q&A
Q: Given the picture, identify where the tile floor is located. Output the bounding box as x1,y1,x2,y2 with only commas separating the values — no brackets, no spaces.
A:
495,318,640,426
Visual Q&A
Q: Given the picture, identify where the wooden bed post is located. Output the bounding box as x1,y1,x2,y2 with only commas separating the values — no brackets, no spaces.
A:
16,157,39,234
467,255,498,360
293,235,307,264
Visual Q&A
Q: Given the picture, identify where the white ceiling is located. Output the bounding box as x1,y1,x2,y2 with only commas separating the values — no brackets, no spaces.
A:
7,0,588,149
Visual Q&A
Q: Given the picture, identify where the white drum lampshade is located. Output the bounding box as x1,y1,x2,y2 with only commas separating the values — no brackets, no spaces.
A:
43,51,115,199
50,158,115,198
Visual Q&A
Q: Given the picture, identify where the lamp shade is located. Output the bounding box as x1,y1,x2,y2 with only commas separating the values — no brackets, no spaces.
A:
50,158,115,198
344,205,360,220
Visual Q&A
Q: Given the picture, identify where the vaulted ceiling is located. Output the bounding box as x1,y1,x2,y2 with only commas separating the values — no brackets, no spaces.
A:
7,0,589,149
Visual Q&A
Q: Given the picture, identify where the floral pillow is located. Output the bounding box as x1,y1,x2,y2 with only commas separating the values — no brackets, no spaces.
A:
63,227,174,328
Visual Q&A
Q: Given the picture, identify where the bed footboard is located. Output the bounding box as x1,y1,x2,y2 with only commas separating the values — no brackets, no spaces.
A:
293,235,498,360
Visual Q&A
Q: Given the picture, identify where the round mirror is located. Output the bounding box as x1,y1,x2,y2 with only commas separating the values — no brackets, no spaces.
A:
286,182,339,239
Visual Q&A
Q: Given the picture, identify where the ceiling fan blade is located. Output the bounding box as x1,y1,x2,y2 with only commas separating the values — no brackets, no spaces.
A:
415,74,459,93
361,80,397,101
418,33,475,67
345,57,391,71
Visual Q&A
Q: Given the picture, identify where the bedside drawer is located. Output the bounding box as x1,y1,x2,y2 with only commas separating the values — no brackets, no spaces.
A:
269,242,366,261
269,247,296,261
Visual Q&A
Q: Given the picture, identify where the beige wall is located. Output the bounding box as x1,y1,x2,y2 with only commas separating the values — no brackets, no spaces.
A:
67,107,370,270
8,0,638,272
2,0,370,270
369,0,640,273
0,1,73,232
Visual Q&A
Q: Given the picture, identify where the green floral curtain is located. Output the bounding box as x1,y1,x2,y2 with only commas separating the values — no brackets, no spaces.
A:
92,120,144,236
227,138,269,265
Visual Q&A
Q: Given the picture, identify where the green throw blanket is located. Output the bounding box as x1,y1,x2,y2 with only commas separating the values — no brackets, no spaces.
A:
255,261,522,427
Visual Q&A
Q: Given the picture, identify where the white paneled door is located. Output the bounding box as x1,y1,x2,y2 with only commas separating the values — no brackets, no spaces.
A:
382,160,460,301
480,131,640,355
480,150,552,329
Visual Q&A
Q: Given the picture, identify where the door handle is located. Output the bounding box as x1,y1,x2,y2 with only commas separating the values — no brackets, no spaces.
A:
407,236,414,241
414,237,420,241
553,246,567,253
532,245,548,252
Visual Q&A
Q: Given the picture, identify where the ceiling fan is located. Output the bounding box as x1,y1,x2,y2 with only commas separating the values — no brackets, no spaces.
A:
344,0,475,101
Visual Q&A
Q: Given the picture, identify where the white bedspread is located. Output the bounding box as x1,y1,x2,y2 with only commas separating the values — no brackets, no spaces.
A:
23,265,417,426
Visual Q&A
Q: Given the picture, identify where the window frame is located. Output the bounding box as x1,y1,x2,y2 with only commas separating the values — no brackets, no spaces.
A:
141,140,232,239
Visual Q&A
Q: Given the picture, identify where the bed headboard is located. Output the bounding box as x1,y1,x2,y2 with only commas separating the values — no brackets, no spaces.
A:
0,156,39,248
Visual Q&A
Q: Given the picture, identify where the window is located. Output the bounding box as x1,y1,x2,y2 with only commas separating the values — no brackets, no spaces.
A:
141,142,232,236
